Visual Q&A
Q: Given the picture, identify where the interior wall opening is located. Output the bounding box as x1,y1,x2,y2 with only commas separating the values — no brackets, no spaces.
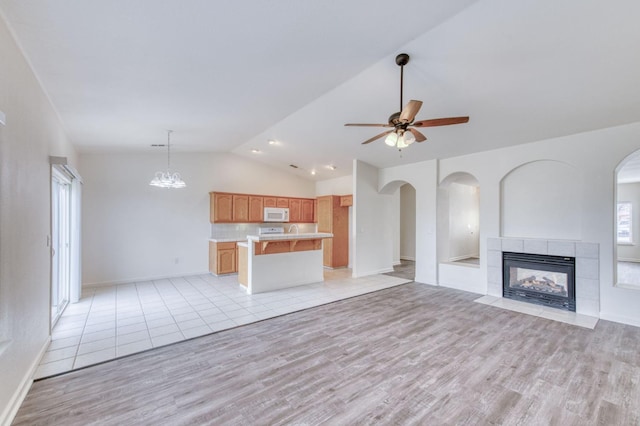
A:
379,180,416,281
616,149,640,290
438,172,480,266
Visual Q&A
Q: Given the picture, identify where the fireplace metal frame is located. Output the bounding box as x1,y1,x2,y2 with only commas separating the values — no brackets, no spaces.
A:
502,251,576,312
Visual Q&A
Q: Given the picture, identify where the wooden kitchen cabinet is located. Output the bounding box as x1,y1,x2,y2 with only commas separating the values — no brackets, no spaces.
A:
317,195,349,268
301,199,314,222
211,192,233,223
211,192,316,223
232,195,249,222
249,196,264,222
289,198,301,222
209,241,238,275
263,197,277,208
339,194,353,207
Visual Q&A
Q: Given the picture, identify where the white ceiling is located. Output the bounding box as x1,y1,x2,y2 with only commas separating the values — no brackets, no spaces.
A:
2,0,640,181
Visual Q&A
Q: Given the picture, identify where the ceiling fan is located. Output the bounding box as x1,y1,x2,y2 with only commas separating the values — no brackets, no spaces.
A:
345,53,469,148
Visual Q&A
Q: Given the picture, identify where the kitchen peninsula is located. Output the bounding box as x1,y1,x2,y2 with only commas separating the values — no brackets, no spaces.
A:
238,230,333,294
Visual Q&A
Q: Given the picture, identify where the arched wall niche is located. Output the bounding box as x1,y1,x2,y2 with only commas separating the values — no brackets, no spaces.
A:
438,172,480,264
615,149,640,289
500,159,582,240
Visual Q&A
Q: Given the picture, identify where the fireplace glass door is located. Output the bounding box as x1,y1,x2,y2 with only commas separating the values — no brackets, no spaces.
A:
503,252,576,311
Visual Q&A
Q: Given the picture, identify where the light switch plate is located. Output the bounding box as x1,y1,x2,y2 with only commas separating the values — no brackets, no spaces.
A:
0,110,5,126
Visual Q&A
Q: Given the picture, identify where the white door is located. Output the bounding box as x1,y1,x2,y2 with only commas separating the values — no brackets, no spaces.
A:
51,168,72,326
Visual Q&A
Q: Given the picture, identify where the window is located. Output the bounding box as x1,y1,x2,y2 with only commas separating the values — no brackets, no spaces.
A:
617,202,632,244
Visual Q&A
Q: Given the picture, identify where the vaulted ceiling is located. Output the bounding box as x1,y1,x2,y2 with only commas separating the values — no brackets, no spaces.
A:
2,0,640,181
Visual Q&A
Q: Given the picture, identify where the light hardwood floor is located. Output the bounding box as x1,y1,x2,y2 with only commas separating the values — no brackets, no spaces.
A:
14,283,640,425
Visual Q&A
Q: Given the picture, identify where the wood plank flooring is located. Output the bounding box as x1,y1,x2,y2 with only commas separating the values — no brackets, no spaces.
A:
13,283,640,425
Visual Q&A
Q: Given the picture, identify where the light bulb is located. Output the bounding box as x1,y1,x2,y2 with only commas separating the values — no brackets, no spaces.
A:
404,130,416,145
385,132,398,147
397,135,409,149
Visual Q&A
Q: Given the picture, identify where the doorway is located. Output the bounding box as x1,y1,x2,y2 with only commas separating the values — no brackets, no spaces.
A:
51,168,72,326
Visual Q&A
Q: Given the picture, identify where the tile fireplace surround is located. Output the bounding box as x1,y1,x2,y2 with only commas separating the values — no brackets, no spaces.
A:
487,238,599,317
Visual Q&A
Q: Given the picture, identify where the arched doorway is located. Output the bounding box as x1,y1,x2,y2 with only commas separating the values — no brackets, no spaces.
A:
379,180,416,280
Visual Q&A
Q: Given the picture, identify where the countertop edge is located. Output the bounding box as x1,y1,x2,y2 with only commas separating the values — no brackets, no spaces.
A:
247,233,333,242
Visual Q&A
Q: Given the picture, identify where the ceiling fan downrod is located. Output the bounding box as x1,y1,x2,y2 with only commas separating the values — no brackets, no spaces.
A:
396,53,410,112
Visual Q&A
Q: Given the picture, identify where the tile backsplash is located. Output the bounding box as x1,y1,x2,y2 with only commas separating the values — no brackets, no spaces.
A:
210,223,317,240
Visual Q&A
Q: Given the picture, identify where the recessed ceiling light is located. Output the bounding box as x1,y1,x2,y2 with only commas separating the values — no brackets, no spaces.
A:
251,149,260,153
268,139,277,145
327,165,337,170
310,170,316,175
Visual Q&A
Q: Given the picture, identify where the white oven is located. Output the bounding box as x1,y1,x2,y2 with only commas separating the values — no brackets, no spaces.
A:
263,207,289,222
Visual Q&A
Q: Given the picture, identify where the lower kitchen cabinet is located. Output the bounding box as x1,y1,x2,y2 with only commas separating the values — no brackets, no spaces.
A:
209,241,238,275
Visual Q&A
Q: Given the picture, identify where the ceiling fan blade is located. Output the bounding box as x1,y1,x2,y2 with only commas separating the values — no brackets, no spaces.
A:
399,100,423,123
344,123,392,127
413,116,470,127
408,128,427,142
361,130,393,145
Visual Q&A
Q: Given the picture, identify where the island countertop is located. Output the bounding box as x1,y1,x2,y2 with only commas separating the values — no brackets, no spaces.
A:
246,232,333,242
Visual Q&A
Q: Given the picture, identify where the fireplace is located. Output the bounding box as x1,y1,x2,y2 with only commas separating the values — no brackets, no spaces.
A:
502,252,576,311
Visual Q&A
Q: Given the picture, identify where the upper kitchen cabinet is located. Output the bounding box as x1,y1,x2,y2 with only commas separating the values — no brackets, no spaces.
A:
249,196,264,222
264,197,288,208
211,192,233,222
301,199,314,222
289,198,301,222
232,194,250,222
210,192,317,224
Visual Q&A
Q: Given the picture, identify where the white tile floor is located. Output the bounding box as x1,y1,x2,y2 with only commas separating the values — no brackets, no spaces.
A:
474,295,599,329
36,270,410,379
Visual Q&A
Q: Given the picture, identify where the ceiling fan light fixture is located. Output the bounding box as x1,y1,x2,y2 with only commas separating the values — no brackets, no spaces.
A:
396,135,409,149
404,130,416,145
385,132,398,147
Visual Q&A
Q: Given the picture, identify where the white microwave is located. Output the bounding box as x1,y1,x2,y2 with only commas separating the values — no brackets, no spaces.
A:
264,207,289,222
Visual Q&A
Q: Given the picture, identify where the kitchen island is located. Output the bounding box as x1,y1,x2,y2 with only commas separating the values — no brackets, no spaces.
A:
238,232,333,294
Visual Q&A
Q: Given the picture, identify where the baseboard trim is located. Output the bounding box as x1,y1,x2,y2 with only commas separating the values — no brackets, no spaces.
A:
599,312,640,328
617,258,640,263
448,255,480,262
83,271,211,288
0,337,50,426
352,267,394,278
400,256,416,261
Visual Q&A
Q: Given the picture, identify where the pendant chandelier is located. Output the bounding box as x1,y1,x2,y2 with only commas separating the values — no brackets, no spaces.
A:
149,130,186,189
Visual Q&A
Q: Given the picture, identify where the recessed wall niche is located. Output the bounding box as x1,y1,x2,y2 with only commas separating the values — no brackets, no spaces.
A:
501,160,582,240
437,172,480,265
616,149,640,290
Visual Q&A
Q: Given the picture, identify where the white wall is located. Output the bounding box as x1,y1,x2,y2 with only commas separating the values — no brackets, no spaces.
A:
400,184,416,261
80,152,315,285
378,161,439,285
502,160,582,240
0,15,77,424
352,160,395,277
376,121,640,325
315,174,352,196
